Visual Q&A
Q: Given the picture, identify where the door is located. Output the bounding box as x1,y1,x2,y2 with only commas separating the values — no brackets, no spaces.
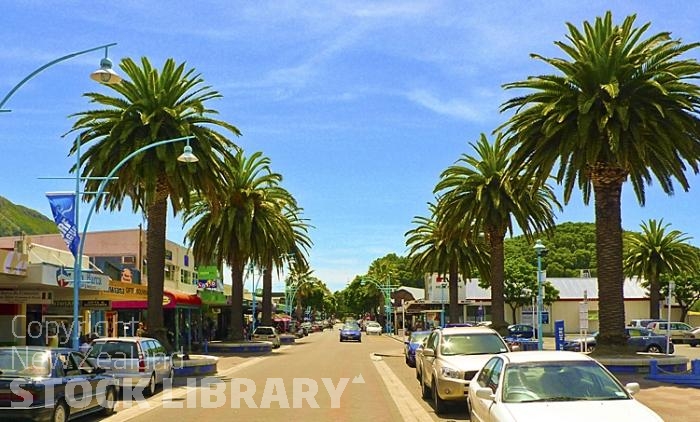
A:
470,357,501,422
422,332,439,386
59,352,96,414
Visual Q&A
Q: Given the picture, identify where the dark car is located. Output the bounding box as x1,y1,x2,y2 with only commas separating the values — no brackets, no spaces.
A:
507,324,535,339
0,346,118,421
403,330,431,367
339,323,362,342
563,328,674,354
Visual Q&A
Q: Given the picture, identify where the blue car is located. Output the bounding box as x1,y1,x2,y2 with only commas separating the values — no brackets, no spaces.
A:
339,323,362,342
403,330,431,367
0,346,118,421
563,328,674,354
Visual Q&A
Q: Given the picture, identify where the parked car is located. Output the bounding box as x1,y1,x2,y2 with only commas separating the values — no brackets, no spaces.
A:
646,321,695,344
418,326,510,414
563,328,674,354
688,326,700,347
339,322,362,342
252,326,281,348
628,318,664,329
506,324,535,339
468,350,663,422
87,336,172,396
365,321,383,335
0,346,118,421
404,330,431,367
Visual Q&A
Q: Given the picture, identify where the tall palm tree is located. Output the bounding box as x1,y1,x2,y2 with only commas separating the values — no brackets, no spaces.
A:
623,219,698,318
257,209,312,326
405,202,490,324
500,12,700,352
184,150,292,341
69,57,240,348
435,133,560,333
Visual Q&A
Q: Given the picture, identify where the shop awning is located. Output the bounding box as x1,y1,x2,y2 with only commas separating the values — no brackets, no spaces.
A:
112,290,202,310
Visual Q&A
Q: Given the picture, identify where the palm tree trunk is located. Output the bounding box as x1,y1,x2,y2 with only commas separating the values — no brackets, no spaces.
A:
489,230,507,334
448,261,460,323
145,183,170,350
230,262,245,341
262,259,273,325
649,274,661,319
592,172,628,353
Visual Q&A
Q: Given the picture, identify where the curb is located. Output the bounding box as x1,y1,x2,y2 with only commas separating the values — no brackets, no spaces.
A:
172,354,219,377
206,341,273,354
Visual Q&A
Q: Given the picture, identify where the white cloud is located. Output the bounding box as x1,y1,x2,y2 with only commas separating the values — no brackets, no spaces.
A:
405,89,483,121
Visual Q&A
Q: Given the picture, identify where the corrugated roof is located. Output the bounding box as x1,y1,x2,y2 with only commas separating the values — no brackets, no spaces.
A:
461,277,647,301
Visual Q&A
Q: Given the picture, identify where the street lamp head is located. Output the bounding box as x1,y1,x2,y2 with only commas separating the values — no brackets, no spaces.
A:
533,239,546,256
177,143,199,163
90,57,122,84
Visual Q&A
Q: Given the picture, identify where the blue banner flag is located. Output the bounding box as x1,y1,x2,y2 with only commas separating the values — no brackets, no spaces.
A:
46,193,80,257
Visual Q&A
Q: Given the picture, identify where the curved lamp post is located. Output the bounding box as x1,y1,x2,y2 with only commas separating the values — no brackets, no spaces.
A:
247,263,264,333
70,135,197,349
360,276,398,334
533,239,547,351
285,278,314,320
1,43,120,113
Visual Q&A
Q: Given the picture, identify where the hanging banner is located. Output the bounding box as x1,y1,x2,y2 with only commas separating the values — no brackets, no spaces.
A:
46,192,80,257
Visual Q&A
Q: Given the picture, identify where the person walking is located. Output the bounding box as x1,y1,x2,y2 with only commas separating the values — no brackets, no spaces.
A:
136,322,146,337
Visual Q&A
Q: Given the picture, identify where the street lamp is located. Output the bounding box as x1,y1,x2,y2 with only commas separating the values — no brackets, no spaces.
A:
69,135,197,349
533,239,547,351
247,263,264,333
439,280,448,328
360,277,398,334
1,43,120,113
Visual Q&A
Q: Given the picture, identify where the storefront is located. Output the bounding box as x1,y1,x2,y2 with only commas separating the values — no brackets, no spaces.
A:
198,289,226,341
112,290,202,351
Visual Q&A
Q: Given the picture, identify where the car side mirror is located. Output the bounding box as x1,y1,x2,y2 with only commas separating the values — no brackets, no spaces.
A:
475,387,495,401
422,348,435,357
625,382,640,396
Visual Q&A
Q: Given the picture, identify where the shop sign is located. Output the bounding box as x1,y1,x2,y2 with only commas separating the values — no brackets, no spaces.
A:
163,295,171,306
0,250,28,276
43,265,109,291
197,279,219,290
197,266,219,279
0,290,52,304
108,282,147,297
51,299,111,310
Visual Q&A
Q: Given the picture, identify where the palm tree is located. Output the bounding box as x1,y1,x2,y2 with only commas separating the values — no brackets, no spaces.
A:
69,57,240,348
500,12,700,352
405,202,490,324
257,209,312,326
623,219,698,318
435,133,560,333
184,150,292,341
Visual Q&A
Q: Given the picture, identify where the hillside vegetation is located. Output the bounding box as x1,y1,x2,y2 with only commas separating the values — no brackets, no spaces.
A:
0,196,58,236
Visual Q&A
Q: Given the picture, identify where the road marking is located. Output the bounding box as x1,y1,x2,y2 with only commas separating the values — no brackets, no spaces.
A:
104,355,270,421
371,353,434,422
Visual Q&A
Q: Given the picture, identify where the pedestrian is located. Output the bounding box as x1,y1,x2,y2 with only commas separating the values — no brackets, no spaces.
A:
136,322,146,337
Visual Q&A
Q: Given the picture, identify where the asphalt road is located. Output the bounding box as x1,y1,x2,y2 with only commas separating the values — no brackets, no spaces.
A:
79,331,700,422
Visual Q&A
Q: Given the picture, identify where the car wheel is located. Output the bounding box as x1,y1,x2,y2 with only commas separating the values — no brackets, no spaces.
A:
647,344,663,353
52,399,69,422
420,372,431,399
432,379,447,414
101,386,117,415
145,372,157,397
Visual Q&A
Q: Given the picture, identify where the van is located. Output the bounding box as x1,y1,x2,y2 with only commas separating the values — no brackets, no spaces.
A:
646,321,695,344
87,337,173,396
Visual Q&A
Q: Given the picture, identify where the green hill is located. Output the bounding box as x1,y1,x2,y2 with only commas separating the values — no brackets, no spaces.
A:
0,196,59,236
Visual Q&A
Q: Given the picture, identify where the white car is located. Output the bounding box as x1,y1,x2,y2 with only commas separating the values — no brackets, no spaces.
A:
252,326,281,348
419,326,510,414
468,350,663,422
365,321,383,335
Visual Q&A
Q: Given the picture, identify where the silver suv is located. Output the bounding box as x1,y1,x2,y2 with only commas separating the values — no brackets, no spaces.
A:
87,337,173,396
418,327,509,414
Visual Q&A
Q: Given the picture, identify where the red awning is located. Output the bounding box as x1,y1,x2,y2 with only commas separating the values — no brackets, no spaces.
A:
163,291,202,309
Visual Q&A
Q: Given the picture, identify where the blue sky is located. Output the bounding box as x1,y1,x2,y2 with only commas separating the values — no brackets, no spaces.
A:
3,1,700,292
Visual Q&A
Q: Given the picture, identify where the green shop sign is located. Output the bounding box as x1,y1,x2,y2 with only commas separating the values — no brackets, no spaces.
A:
197,266,219,279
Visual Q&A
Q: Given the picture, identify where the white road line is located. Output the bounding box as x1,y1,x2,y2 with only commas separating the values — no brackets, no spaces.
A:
371,354,434,422
104,355,270,422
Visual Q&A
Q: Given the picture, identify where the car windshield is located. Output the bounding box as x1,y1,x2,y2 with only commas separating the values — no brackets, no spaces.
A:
255,328,273,335
0,349,51,377
440,333,508,356
343,324,359,331
502,360,629,403
367,322,380,327
410,332,429,344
